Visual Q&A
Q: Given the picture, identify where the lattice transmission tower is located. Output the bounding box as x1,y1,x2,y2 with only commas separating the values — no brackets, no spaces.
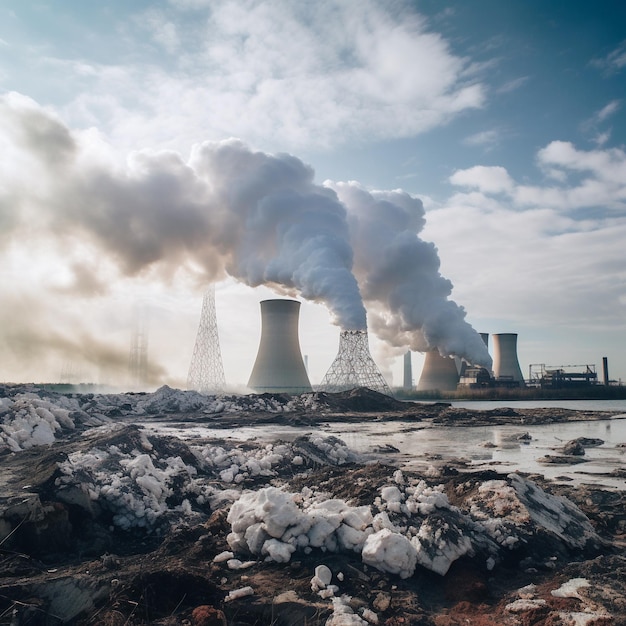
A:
187,285,226,394
129,305,149,389
320,330,392,396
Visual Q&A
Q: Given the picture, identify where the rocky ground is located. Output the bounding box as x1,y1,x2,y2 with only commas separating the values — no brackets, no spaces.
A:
1,384,625,625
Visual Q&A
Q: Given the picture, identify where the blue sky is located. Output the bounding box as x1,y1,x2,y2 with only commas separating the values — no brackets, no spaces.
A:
1,0,625,388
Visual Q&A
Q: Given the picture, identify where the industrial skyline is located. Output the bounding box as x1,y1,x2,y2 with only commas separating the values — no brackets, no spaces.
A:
1,1,625,388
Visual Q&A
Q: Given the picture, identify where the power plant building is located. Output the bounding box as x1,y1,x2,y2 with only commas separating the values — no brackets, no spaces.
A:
247,299,312,394
241,295,599,394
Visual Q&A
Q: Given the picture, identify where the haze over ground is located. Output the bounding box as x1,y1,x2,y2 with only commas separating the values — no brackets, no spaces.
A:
1,0,625,388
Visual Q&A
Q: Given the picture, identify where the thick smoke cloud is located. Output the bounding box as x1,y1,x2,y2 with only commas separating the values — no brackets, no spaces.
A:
189,142,367,329
1,93,490,368
1,93,365,331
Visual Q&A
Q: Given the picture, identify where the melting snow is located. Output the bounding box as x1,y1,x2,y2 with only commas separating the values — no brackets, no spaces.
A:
551,578,590,599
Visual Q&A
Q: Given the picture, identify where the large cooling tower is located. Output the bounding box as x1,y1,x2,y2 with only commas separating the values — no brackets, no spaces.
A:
492,333,524,384
248,299,312,394
417,350,459,391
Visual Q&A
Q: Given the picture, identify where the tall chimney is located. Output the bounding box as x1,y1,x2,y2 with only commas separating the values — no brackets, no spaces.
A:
417,350,459,391
403,351,412,390
602,357,609,386
492,333,524,385
248,299,312,394
478,333,491,374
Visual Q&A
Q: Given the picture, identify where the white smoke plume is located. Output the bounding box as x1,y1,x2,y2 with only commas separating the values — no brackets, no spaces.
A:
0,92,490,371
330,182,492,367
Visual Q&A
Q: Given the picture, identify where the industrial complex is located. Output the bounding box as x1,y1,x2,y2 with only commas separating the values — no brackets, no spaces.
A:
185,294,618,397
415,333,614,393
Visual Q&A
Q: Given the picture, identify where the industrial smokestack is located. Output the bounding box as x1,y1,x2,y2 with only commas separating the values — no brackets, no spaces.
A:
248,299,312,394
417,350,459,392
603,357,609,386
403,351,413,390
492,333,524,385
478,333,491,375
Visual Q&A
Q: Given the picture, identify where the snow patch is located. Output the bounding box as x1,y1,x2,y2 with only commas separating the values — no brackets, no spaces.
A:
362,529,417,579
325,595,368,625
551,578,590,599
225,586,254,602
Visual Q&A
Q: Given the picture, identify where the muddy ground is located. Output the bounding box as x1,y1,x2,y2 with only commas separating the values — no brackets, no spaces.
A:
138,388,621,428
1,387,625,625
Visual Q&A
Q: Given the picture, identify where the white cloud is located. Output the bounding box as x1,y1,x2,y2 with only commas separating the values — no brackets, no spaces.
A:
581,100,621,145
594,130,611,147
49,0,485,153
496,76,529,94
451,142,626,212
435,142,626,341
596,99,621,122
591,40,626,74
537,141,626,184
424,195,626,332
596,41,626,72
449,165,514,194
463,129,500,149
167,0,212,8
138,10,181,54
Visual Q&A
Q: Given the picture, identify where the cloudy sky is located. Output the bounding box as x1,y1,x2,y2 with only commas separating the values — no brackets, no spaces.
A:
1,0,625,389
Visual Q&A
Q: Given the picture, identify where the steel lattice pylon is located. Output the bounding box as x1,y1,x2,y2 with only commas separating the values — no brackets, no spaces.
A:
129,305,149,389
320,330,392,396
187,285,226,394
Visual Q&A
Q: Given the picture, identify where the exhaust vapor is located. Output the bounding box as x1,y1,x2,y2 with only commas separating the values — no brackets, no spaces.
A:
331,182,491,366
0,93,491,374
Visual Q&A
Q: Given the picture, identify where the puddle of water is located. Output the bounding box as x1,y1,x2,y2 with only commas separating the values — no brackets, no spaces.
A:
144,417,626,490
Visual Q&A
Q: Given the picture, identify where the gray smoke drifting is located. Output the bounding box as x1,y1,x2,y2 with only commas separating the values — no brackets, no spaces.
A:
0,293,167,386
1,93,490,367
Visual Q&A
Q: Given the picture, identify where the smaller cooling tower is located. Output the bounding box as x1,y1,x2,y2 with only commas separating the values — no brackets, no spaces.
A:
492,333,524,384
248,299,312,394
417,350,459,392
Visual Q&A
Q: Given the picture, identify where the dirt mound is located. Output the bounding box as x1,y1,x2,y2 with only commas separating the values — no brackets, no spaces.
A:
309,387,412,413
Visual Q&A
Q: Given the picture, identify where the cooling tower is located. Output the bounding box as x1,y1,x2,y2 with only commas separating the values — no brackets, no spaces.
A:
417,350,459,391
248,299,312,394
492,333,524,384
